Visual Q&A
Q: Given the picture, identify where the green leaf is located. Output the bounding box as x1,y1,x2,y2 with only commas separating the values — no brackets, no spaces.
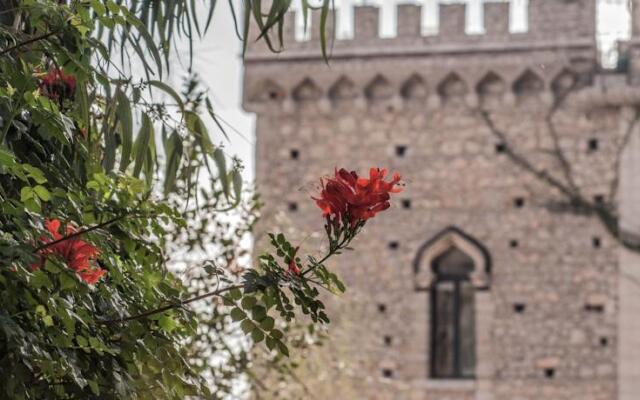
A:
240,319,255,334
20,186,33,202
213,148,229,199
229,288,243,300
158,315,177,333
266,336,276,350
148,80,184,113
43,315,54,327
241,296,257,310
116,89,133,172
271,329,283,340
251,329,264,343
133,113,153,178
260,316,275,331
163,130,183,195
35,305,46,317
230,307,246,322
33,185,50,201
232,169,243,201
251,305,266,321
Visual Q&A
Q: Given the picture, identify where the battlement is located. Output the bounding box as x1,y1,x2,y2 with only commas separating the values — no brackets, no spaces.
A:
245,0,596,61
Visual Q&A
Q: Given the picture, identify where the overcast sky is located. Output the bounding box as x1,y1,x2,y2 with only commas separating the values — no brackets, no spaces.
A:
170,0,632,182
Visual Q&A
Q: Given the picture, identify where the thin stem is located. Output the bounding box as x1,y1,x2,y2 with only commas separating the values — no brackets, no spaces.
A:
34,214,128,252
0,29,60,57
100,284,244,325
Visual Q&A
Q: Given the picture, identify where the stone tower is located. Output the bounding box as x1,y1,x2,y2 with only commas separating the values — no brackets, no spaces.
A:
243,1,640,399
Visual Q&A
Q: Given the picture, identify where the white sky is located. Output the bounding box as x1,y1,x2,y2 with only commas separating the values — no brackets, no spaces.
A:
171,0,632,183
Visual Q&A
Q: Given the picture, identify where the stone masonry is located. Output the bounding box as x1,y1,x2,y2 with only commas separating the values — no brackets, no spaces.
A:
243,1,640,399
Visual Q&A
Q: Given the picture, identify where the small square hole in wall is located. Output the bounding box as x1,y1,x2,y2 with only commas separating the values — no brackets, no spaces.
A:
384,335,393,347
588,138,599,152
288,202,298,212
592,237,601,248
600,337,609,347
510,240,519,248
401,199,412,209
544,368,555,379
290,149,299,160
585,304,605,313
593,195,604,205
388,241,399,250
495,142,507,153
395,145,407,157
513,303,526,314
382,369,394,379
514,197,525,208
377,303,387,314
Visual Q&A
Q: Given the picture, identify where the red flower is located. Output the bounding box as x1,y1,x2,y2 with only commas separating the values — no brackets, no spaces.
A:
39,67,76,103
314,167,402,226
33,219,106,285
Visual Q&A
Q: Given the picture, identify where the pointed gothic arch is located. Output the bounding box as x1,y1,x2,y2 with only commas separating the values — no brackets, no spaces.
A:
512,69,544,102
329,76,358,102
401,74,428,100
414,226,491,290
476,71,506,107
250,79,285,103
292,78,322,102
365,74,393,102
437,73,468,105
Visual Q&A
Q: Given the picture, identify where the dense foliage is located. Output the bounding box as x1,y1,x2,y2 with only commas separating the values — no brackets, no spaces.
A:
0,0,396,399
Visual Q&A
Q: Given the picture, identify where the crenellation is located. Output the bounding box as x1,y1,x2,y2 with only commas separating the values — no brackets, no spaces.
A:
527,0,596,40
310,9,336,42
438,4,467,39
354,6,379,40
483,2,510,37
396,4,421,38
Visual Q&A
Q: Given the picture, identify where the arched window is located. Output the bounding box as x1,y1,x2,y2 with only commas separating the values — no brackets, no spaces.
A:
430,247,476,379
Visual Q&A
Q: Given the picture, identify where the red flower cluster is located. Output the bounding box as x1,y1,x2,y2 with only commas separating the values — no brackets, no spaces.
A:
39,67,76,103
314,168,402,226
32,219,106,285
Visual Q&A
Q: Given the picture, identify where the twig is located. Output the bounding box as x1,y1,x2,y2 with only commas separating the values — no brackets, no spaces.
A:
0,29,60,57
34,214,128,252
99,284,243,324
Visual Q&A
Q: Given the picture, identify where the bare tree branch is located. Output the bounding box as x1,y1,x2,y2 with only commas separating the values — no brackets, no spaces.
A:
475,87,640,253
